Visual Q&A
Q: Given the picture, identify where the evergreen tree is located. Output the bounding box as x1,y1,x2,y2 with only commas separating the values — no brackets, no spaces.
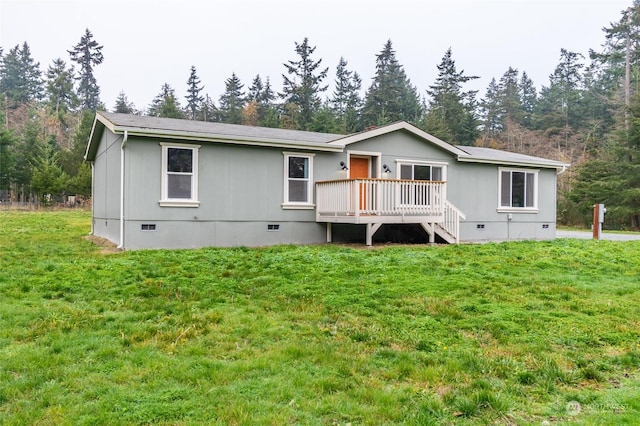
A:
113,91,136,114
30,144,68,205
362,40,422,127
534,49,585,147
480,67,527,138
11,110,44,200
218,72,245,124
424,48,479,145
0,126,15,197
0,42,43,107
590,2,640,110
68,28,104,111
330,57,362,133
148,83,184,118
185,65,204,120
480,77,502,137
280,37,328,130
198,94,219,122
580,63,616,151
59,108,94,177
309,103,338,133
247,74,276,126
497,67,523,124
45,58,77,117
247,74,265,103
519,71,537,128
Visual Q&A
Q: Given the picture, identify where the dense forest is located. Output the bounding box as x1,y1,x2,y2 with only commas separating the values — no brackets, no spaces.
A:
2,2,640,228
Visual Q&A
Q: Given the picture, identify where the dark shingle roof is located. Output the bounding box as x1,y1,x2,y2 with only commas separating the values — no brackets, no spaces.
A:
99,111,343,143
457,145,567,169
87,113,568,169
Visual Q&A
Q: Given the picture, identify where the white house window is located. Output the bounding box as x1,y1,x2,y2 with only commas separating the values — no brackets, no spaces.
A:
283,152,314,208
499,168,538,210
399,163,444,181
396,161,447,206
160,143,200,207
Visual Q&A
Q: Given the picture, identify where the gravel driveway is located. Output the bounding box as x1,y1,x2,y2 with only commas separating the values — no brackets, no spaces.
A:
556,230,640,241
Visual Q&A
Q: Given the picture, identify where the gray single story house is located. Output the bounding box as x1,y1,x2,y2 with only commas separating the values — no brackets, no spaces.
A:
85,112,568,250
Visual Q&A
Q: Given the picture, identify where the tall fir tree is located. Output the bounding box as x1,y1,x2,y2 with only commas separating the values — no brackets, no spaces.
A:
0,42,43,107
218,73,245,124
185,65,204,120
519,71,537,128
68,28,104,111
280,37,328,130
330,57,362,133
199,94,219,122
45,58,77,117
246,74,277,126
112,91,136,114
480,77,502,137
0,126,16,196
534,49,585,145
424,48,479,145
591,2,640,106
148,83,184,118
362,40,422,127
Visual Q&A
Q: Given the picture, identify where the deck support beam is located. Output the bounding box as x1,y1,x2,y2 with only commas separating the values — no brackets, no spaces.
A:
366,222,383,246
420,222,435,243
326,223,332,243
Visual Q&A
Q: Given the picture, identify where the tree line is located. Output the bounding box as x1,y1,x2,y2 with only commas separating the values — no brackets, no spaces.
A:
1,2,640,228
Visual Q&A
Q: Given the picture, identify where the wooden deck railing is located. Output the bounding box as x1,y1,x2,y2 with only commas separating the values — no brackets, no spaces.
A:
316,178,446,219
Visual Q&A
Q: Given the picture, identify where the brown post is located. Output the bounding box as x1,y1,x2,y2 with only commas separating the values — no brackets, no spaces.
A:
593,204,597,239
593,204,604,240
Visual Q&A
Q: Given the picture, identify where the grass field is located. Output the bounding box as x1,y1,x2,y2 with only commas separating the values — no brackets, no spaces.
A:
1,210,639,425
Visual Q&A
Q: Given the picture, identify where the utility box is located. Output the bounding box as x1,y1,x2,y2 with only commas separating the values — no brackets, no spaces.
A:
593,203,606,240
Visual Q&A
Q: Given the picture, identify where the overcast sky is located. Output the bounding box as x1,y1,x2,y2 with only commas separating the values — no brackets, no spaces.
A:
0,0,633,112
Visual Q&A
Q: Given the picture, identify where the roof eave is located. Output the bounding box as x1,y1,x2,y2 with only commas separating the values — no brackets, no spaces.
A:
330,121,469,157
84,113,107,161
457,155,570,170
109,127,344,152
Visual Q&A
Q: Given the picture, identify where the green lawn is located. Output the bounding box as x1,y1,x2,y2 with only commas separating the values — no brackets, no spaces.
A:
1,210,639,425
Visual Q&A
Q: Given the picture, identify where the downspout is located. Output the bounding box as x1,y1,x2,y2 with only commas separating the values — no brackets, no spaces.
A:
557,164,568,176
117,131,128,249
90,161,95,235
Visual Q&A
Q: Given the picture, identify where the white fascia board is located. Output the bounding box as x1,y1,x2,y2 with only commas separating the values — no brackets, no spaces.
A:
109,127,344,153
329,121,468,157
456,155,570,170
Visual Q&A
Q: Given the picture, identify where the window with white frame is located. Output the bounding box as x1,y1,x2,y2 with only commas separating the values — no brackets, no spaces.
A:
399,163,445,181
283,152,314,207
396,161,447,206
160,143,200,207
499,168,538,209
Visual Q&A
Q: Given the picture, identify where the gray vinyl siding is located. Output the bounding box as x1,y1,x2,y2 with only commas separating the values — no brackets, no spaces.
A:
343,131,454,166
91,130,122,245
342,132,558,242
120,138,344,249
450,162,557,241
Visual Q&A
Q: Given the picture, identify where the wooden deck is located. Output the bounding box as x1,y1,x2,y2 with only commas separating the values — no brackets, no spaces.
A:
316,179,464,244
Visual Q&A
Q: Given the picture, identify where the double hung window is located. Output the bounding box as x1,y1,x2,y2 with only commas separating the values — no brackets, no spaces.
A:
283,152,314,208
160,143,200,207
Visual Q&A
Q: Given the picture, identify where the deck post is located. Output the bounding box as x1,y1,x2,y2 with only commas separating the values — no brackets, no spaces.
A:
420,222,435,243
365,222,382,246
326,223,332,243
